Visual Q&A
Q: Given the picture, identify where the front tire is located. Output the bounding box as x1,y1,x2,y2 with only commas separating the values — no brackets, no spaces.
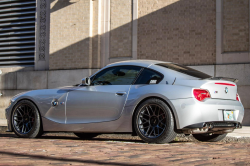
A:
193,133,227,142
134,98,177,144
12,100,43,138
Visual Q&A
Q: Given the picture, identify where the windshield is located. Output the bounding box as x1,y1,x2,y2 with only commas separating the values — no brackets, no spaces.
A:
157,63,211,79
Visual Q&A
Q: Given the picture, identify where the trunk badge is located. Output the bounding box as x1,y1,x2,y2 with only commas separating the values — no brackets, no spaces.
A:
225,87,228,93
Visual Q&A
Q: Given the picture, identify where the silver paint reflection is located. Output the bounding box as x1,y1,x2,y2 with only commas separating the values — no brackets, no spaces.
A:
5,60,244,134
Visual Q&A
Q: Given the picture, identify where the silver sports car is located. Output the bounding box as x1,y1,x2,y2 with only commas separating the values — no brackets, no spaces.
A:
5,60,244,143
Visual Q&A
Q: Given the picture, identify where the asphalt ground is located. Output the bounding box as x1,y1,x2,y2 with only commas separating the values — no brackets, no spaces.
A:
0,131,250,165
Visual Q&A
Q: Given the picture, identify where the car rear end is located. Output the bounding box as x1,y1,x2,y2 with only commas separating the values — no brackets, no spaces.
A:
155,63,244,135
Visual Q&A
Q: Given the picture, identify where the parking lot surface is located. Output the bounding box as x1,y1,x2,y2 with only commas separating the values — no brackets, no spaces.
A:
0,133,250,166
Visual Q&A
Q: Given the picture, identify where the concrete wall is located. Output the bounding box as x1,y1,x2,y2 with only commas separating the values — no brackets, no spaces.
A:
49,0,91,70
0,67,98,126
137,0,216,66
110,0,132,58
223,0,249,52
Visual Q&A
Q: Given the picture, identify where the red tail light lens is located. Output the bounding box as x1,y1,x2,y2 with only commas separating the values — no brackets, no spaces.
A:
193,89,211,101
236,93,240,101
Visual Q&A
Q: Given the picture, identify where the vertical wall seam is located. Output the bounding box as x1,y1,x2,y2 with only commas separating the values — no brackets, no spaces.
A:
249,0,250,60
89,0,93,69
132,0,138,60
216,0,223,64
98,0,101,68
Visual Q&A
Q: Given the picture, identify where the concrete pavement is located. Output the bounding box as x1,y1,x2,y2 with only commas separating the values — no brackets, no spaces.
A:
0,126,249,138
227,126,250,138
0,132,250,165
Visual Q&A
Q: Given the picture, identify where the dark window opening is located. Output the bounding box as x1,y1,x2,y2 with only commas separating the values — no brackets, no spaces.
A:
91,66,142,85
134,68,163,84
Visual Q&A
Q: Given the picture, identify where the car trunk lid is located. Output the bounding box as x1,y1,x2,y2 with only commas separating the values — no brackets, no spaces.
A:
174,78,237,100
200,81,237,100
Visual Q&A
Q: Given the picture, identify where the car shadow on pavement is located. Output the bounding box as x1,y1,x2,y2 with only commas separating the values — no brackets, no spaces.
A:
0,133,145,143
0,133,192,144
0,133,17,138
0,151,150,166
40,135,145,143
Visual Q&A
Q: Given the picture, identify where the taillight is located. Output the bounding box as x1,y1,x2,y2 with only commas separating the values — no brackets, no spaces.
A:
236,93,240,101
193,89,211,101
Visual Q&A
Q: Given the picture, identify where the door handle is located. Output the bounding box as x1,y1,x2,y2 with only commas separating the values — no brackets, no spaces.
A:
116,92,127,96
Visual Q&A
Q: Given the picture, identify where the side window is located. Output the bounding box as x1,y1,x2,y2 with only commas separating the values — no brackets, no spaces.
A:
91,66,142,85
134,68,163,84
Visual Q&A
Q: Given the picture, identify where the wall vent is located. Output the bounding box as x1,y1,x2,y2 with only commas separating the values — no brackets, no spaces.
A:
0,0,36,67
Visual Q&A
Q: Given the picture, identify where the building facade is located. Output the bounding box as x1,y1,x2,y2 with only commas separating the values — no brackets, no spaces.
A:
0,0,250,126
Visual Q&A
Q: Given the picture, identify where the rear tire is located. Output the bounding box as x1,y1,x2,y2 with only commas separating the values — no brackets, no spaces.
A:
134,98,177,144
193,133,227,142
12,100,43,138
74,133,99,140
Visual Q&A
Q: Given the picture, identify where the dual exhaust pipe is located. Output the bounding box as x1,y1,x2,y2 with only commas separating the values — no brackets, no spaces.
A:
184,122,242,134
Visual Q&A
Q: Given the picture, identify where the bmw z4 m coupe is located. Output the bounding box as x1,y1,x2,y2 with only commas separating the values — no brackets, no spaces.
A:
5,60,244,143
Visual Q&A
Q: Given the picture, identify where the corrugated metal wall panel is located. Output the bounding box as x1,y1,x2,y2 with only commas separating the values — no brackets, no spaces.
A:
0,0,35,67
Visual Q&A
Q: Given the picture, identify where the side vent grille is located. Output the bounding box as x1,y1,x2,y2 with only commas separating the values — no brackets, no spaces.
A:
0,0,36,67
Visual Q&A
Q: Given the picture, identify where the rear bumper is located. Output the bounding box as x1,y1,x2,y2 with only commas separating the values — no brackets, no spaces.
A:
170,98,244,129
182,121,242,134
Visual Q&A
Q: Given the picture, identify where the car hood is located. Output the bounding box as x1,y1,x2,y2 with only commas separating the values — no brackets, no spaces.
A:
11,86,78,102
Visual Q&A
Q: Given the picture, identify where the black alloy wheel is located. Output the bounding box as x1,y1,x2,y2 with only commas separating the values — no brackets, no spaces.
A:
134,98,177,144
138,104,167,138
12,100,43,138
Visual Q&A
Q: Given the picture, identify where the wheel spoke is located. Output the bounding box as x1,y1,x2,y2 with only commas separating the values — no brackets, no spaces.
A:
142,113,150,117
21,124,24,133
156,106,160,116
149,127,155,137
16,121,22,128
158,126,164,130
148,105,155,115
17,109,23,117
145,107,151,116
140,121,149,125
159,121,166,127
158,113,165,118
139,116,149,122
26,123,30,131
139,125,149,129
145,126,150,135
19,106,24,114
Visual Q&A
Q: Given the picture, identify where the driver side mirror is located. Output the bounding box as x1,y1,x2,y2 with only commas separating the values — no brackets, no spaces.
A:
82,77,91,86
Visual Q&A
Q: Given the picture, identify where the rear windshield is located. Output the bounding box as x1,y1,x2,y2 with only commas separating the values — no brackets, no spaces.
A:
157,63,211,79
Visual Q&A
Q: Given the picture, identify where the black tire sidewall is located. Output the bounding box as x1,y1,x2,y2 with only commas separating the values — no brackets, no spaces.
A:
134,98,176,144
11,100,42,138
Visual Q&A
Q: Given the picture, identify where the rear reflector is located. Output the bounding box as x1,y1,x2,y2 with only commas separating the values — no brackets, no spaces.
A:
193,89,211,101
236,93,240,101
215,83,235,86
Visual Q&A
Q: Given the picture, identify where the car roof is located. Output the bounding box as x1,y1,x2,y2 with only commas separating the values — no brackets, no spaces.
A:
106,60,170,68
